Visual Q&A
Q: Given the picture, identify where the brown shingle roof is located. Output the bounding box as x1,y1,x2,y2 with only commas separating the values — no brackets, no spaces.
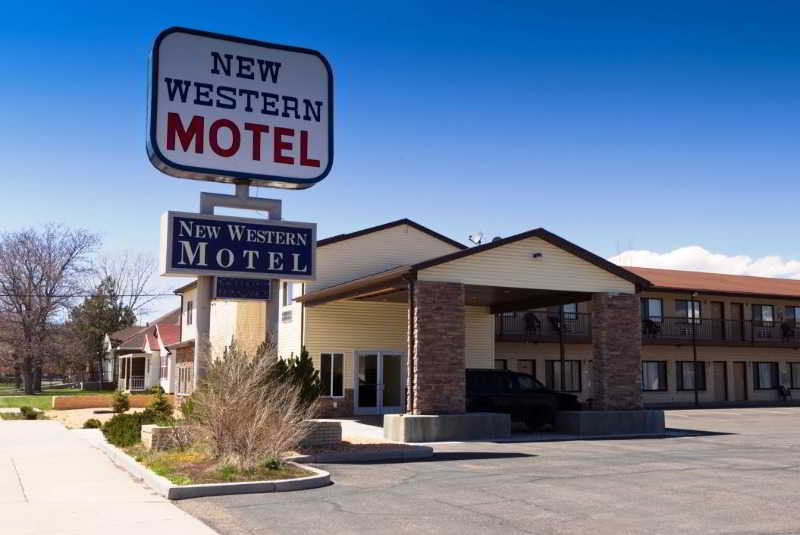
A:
627,267,800,299
109,325,143,345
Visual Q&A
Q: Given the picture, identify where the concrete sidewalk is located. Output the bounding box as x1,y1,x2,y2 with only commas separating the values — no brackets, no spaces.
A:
0,420,218,535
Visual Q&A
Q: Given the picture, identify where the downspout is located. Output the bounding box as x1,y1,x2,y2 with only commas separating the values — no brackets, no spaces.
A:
300,283,305,355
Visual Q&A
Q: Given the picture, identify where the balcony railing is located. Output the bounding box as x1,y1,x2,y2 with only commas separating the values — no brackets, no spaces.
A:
643,317,800,346
495,311,591,342
496,312,800,347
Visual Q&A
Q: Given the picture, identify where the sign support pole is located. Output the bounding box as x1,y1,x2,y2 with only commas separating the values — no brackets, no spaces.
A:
192,182,283,391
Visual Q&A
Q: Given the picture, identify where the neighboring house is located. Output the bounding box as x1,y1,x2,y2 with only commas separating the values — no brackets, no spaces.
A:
159,218,800,415
103,325,143,384
113,309,180,392
168,281,267,397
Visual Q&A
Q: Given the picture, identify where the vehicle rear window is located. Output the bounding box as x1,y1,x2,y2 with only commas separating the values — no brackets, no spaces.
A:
516,374,544,392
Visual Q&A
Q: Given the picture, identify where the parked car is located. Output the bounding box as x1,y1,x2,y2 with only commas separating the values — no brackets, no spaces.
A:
465,368,580,429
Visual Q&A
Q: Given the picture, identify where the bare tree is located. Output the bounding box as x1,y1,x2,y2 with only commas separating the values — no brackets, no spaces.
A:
96,251,163,316
0,225,99,393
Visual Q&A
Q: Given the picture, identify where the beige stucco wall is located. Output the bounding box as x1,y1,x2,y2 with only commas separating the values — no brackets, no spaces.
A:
418,236,636,294
496,342,800,405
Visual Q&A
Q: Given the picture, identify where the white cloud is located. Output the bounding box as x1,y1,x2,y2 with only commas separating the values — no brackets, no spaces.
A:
609,245,800,280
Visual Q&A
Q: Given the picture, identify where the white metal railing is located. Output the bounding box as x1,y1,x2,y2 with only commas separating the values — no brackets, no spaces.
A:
130,376,145,391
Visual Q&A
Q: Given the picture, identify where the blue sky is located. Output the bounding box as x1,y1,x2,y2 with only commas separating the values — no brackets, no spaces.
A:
1,1,799,316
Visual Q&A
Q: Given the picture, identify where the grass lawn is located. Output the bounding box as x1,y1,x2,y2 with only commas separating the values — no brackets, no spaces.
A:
126,445,312,485
0,388,108,409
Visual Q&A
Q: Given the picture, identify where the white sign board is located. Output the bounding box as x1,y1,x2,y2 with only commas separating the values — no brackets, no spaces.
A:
147,27,333,189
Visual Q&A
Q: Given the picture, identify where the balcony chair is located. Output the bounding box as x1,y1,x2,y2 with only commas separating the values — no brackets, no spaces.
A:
523,312,541,337
642,319,661,338
781,321,795,342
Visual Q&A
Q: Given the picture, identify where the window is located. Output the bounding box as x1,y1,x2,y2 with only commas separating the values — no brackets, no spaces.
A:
786,306,800,326
642,361,667,391
562,303,577,320
791,363,800,389
177,366,193,395
495,359,507,371
677,361,706,391
516,374,545,392
753,362,778,390
282,282,293,307
320,353,344,397
546,360,581,392
517,359,535,377
160,358,167,380
676,300,701,324
752,304,774,323
641,298,663,322
186,300,193,325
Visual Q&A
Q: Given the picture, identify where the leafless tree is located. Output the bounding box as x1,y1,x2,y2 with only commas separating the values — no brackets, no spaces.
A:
96,251,164,317
0,224,99,393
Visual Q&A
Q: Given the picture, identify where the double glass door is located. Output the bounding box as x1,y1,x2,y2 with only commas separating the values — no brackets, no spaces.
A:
355,351,404,414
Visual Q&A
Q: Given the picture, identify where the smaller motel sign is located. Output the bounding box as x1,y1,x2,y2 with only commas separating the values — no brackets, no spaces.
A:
147,27,333,189
160,212,316,280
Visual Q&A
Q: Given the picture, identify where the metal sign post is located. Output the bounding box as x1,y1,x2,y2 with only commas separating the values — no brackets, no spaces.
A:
193,182,283,388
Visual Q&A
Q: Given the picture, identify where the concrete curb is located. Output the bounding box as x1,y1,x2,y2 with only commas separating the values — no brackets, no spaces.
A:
289,444,433,463
78,429,331,500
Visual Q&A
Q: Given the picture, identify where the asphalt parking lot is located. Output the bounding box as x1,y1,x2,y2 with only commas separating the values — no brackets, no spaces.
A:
178,407,800,535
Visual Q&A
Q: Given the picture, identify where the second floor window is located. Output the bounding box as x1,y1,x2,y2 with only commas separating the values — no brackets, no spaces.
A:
752,304,774,323
676,300,701,324
186,300,193,325
641,298,663,321
562,303,577,320
785,306,800,326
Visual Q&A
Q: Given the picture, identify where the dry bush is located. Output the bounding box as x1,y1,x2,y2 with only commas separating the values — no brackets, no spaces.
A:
189,342,318,470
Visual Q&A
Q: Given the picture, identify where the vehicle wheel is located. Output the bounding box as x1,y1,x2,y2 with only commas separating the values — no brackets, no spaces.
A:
526,406,555,431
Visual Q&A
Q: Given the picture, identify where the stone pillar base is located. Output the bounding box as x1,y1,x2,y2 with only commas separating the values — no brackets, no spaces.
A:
384,413,511,442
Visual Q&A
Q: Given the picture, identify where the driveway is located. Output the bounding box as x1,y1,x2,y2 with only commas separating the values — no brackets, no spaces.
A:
0,420,217,535
178,407,800,535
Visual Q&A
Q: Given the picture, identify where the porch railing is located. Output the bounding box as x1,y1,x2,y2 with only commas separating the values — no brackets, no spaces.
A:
130,376,145,391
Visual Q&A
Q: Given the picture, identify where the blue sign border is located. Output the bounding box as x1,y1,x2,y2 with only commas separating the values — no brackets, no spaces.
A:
147,26,334,190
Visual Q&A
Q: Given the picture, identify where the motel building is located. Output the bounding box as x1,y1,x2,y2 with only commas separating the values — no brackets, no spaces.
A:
119,219,800,437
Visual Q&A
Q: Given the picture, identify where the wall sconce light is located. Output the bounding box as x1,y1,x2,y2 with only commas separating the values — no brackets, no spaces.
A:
532,252,543,259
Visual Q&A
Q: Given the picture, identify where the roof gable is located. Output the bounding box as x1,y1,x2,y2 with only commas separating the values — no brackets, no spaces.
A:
415,228,649,292
317,219,466,250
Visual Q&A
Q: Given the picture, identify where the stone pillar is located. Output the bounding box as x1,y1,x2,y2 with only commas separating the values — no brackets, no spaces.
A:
591,292,643,410
410,280,466,414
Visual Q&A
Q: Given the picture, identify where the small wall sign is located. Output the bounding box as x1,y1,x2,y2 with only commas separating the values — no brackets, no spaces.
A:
214,277,271,300
160,211,316,280
147,27,333,189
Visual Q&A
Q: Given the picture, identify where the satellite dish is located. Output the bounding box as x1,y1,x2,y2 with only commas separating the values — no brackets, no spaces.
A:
468,232,483,245
491,236,502,243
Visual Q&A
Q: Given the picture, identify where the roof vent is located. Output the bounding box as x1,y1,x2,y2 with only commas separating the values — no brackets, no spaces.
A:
491,236,502,242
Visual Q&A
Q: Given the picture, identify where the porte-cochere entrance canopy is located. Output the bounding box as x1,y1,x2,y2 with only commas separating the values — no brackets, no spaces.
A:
298,227,652,415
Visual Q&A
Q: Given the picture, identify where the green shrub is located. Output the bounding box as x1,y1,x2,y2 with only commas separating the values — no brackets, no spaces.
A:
263,456,282,470
19,406,39,420
148,388,173,420
112,390,129,413
271,346,320,407
102,413,142,447
219,464,237,481
102,410,164,447
149,385,165,395
83,418,102,429
179,396,195,420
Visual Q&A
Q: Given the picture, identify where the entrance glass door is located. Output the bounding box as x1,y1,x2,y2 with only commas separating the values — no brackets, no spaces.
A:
355,351,404,414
